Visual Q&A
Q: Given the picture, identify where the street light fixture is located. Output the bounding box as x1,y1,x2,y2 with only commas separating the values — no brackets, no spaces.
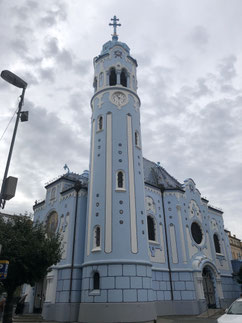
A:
0,70,28,209
1,70,27,89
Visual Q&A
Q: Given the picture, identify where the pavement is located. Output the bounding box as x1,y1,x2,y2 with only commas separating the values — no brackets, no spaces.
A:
156,318,218,323
11,310,224,323
156,308,224,322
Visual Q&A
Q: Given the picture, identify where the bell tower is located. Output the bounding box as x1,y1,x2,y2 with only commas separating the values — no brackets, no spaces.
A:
79,16,156,323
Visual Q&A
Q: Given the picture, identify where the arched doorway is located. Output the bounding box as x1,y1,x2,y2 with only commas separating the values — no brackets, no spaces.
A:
33,279,46,313
202,266,216,308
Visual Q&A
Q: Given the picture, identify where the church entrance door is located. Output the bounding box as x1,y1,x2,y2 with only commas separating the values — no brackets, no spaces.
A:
202,267,216,308
33,279,46,313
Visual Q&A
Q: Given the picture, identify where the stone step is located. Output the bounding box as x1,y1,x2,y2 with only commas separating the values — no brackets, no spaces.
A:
13,313,76,323
13,320,60,323
13,314,45,322
198,308,225,318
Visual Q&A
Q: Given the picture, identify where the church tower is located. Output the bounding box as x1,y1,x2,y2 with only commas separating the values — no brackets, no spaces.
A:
79,16,156,322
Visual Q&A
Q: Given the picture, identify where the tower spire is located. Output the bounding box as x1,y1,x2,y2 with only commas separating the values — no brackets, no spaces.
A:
109,15,121,41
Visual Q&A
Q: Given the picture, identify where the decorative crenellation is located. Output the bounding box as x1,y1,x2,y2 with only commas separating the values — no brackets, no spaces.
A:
145,186,161,196
60,192,75,201
34,204,45,212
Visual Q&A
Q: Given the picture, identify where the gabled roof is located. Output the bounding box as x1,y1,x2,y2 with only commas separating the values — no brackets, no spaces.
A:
143,158,183,190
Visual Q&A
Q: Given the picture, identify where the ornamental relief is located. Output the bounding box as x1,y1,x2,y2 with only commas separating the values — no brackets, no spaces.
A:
211,218,218,231
114,50,123,59
93,93,105,110
189,200,202,221
146,196,156,214
59,212,70,260
132,95,140,111
46,211,58,237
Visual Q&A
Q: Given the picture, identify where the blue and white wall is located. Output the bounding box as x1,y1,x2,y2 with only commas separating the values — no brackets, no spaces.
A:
142,173,240,314
25,174,88,321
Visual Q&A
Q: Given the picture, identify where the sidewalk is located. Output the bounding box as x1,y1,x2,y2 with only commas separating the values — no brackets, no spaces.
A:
156,308,224,322
12,309,224,323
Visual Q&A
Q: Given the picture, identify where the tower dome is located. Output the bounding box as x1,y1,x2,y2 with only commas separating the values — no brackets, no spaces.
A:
101,14,130,55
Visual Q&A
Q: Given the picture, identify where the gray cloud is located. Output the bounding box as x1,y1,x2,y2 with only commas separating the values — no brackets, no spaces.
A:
39,2,67,27
39,68,55,82
189,25,209,49
73,61,91,76
44,37,59,56
1,0,242,240
217,55,237,82
10,39,29,56
43,36,91,76
25,0,39,10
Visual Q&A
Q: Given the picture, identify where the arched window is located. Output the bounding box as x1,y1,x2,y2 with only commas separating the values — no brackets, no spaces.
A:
135,131,140,147
213,233,221,253
93,272,100,290
97,116,103,131
118,172,123,188
93,226,101,249
95,226,100,247
93,77,97,92
109,68,117,86
120,69,127,87
99,72,104,88
116,171,125,190
147,215,156,241
50,187,56,200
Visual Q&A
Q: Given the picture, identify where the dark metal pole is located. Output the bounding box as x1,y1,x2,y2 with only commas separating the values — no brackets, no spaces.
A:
152,164,174,300
161,189,174,300
0,87,26,208
69,181,82,303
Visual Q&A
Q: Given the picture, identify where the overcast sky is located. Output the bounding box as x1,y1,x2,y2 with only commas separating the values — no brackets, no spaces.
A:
0,0,241,239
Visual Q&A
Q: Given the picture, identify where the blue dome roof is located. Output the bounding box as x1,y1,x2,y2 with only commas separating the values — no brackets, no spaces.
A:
101,39,130,55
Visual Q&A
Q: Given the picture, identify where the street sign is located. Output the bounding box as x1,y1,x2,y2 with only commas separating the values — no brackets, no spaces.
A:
0,260,9,279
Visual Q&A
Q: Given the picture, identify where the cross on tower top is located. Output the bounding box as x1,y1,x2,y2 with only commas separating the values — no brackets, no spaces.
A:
109,15,121,41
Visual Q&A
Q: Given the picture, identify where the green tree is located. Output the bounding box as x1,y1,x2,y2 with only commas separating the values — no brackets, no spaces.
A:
0,215,62,323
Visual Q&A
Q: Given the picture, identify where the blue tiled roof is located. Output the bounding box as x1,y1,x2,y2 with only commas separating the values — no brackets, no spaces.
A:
143,157,182,190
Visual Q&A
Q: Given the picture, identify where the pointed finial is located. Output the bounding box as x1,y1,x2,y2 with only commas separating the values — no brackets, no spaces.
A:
109,15,121,41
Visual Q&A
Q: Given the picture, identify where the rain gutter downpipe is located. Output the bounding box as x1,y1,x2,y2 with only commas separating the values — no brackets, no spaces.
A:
160,187,174,300
69,180,82,303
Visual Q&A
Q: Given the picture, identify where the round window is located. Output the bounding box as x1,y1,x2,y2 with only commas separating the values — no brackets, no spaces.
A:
191,222,203,244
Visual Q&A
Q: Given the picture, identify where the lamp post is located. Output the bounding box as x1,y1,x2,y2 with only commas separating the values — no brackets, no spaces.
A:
0,70,28,209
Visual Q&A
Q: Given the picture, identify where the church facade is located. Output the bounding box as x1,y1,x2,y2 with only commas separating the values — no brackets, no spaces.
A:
24,17,240,323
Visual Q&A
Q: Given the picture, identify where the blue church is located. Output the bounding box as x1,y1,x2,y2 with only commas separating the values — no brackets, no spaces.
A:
24,16,240,323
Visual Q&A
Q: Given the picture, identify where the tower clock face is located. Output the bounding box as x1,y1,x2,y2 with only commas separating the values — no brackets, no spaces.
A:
111,91,127,107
